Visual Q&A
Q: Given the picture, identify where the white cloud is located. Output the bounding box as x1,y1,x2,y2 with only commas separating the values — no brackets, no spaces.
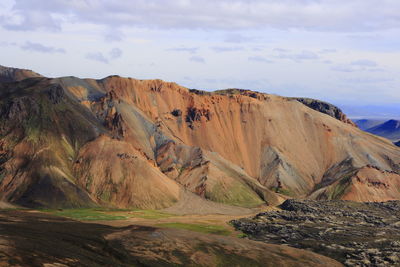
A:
345,77,394,84
319,48,337,54
210,46,244,53
2,9,60,31
248,55,274,63
331,59,382,72
105,29,124,42
2,0,400,32
331,65,357,72
224,34,257,43
86,48,123,63
189,56,205,63
166,47,199,54
273,48,291,53
350,59,377,67
321,60,333,64
20,41,65,53
274,50,319,62
86,52,109,64
109,48,122,59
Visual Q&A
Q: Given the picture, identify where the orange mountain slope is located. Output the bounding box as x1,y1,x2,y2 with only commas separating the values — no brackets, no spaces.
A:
0,66,399,209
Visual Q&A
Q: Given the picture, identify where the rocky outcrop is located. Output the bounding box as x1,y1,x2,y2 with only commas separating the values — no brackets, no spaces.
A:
295,97,356,126
185,106,212,129
232,199,400,267
46,84,65,104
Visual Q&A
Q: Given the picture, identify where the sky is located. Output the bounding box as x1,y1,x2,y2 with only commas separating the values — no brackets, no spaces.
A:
0,0,399,113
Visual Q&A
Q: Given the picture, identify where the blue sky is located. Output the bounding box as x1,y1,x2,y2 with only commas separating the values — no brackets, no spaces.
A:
0,0,399,111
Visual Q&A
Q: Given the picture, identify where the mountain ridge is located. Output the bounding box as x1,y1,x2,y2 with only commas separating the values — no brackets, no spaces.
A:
0,65,42,83
0,65,399,209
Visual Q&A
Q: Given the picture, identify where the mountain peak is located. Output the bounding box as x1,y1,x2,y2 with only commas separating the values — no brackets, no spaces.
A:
369,119,400,132
384,119,400,128
360,119,400,141
0,65,42,83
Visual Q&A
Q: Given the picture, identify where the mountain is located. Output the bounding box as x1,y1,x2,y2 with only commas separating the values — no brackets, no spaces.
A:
354,119,386,131
0,65,42,83
364,119,400,142
355,118,400,147
1,65,400,209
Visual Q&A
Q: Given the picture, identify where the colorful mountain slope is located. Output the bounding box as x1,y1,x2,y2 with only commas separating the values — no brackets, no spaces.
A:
0,66,400,209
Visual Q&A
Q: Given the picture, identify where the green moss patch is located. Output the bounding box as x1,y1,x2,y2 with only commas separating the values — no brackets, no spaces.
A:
42,208,175,221
42,209,127,221
156,222,231,236
126,209,174,219
272,187,294,197
328,172,355,199
206,181,264,208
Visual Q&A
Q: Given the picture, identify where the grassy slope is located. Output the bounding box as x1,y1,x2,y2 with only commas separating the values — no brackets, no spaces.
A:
206,181,264,208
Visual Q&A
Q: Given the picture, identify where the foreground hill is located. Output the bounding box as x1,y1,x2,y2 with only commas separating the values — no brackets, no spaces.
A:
0,65,400,209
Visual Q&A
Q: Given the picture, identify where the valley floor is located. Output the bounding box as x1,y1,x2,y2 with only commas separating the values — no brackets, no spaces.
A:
83,204,278,238
3,200,400,266
0,208,340,267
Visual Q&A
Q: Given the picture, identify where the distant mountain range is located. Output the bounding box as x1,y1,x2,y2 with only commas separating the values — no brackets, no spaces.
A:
355,119,386,131
340,105,400,120
355,119,400,146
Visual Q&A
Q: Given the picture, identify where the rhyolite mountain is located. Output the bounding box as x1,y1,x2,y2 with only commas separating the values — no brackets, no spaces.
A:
1,65,400,209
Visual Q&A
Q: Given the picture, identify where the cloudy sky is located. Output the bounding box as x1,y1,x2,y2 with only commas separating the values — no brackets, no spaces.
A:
1,0,399,111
